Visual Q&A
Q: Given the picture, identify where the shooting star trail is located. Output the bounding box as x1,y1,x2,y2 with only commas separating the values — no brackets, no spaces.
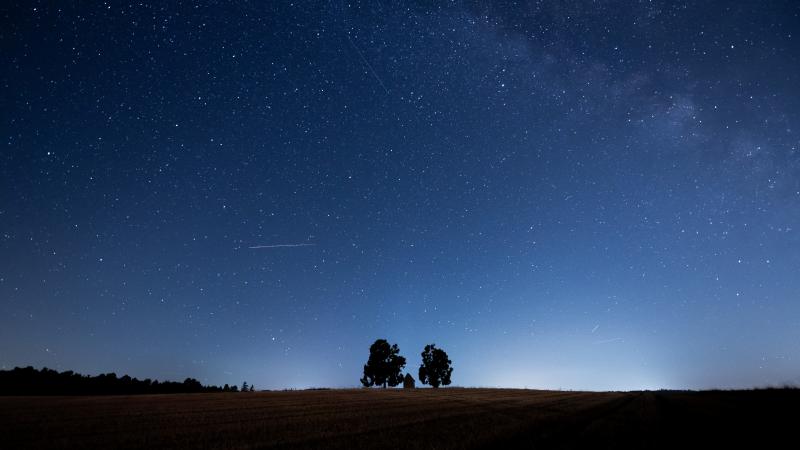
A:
593,337,623,345
345,32,390,95
334,0,390,96
248,243,316,249
591,324,599,334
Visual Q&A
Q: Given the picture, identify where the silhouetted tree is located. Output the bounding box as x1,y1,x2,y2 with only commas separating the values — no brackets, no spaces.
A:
249,384,255,392
183,378,203,391
242,381,249,392
360,339,407,388
418,344,453,388
403,373,415,389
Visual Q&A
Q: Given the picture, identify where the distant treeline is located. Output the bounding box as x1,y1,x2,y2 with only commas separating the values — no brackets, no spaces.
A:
0,366,241,395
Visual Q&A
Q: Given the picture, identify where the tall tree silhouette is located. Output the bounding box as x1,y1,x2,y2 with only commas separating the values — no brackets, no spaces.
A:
418,344,453,388
360,339,406,388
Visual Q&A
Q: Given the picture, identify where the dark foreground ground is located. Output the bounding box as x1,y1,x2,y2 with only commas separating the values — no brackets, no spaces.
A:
1,388,797,449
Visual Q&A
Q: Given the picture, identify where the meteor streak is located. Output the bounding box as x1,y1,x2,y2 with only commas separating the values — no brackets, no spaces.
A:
248,243,315,249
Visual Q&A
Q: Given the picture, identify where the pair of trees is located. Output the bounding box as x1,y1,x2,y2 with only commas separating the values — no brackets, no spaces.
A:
360,339,453,388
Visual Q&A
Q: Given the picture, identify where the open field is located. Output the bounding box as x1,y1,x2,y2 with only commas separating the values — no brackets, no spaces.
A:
1,388,797,449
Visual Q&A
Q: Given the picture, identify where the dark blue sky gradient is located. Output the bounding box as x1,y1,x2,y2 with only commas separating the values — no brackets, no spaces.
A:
2,1,799,390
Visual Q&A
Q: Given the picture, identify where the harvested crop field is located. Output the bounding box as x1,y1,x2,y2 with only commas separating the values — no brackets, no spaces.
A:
1,388,797,449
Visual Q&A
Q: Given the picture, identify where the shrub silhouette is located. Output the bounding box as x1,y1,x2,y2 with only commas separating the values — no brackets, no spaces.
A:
360,339,406,388
418,344,453,388
403,373,415,388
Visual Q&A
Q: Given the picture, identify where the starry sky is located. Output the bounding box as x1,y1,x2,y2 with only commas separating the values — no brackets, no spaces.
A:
2,1,799,391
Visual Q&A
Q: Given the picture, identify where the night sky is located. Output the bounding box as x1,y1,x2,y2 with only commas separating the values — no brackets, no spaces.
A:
2,1,799,391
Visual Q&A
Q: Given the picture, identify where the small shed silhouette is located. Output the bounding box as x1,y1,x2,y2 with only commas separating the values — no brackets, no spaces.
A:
403,373,415,389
